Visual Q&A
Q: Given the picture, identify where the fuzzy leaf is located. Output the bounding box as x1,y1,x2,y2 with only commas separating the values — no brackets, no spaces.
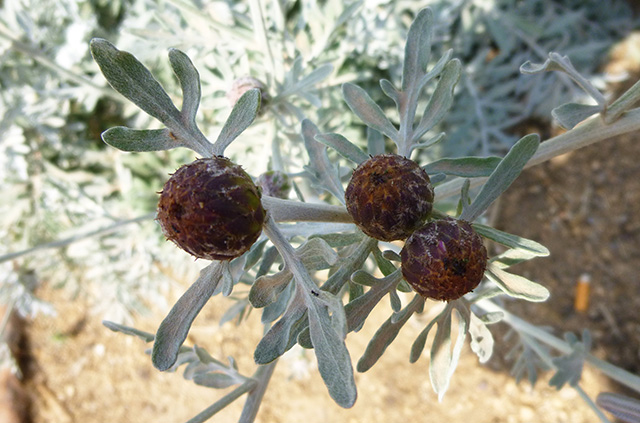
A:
214,88,260,155
193,373,239,389
168,48,201,125
90,39,181,125
413,59,461,142
485,264,550,302
102,127,185,152
357,295,423,372
473,224,549,257
254,287,308,364
552,103,601,130
430,306,467,401
461,134,540,222
342,83,399,142
103,321,155,343
380,79,399,105
469,312,494,363
250,272,293,309
152,262,223,371
345,270,403,332
409,313,440,363
424,156,502,178
301,119,345,202
402,8,433,91
315,133,369,164
306,297,357,408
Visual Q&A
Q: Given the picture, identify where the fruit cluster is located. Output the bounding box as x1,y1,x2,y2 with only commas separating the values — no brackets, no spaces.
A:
345,154,487,301
157,152,487,301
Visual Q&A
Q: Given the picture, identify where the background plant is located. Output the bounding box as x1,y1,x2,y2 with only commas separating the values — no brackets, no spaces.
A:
2,0,640,422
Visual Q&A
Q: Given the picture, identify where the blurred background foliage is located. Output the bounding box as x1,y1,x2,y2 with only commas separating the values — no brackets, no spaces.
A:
0,0,637,324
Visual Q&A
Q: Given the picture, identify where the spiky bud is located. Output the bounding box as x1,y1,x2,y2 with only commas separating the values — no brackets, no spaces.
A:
401,219,487,301
257,170,292,199
345,154,434,241
157,157,266,261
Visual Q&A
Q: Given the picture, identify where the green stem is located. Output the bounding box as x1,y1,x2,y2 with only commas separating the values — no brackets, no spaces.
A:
238,361,278,423
435,108,640,200
185,379,257,423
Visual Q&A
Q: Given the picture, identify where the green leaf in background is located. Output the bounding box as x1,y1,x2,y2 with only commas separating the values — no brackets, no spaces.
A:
460,133,540,222
90,38,182,127
413,59,461,143
301,119,345,202
168,48,201,127
101,127,186,152
152,262,223,371
402,8,432,91
521,52,606,107
342,83,399,142
424,156,502,178
213,88,261,155
315,133,369,164
485,263,550,302
551,103,601,130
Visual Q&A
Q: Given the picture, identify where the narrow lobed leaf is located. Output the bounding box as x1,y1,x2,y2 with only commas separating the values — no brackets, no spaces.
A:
168,48,201,126
152,263,223,371
424,156,502,178
90,38,181,125
551,103,601,130
460,134,540,222
213,88,261,155
402,8,433,91
485,263,550,302
315,133,369,164
102,127,185,152
413,59,462,143
103,321,155,343
473,223,549,257
342,83,399,142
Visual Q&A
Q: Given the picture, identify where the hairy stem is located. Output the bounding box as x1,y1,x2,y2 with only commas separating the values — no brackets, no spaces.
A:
262,196,352,223
436,108,640,200
238,360,278,423
185,379,257,423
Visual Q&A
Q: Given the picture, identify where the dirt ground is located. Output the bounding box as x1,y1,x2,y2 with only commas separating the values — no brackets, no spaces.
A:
8,29,640,423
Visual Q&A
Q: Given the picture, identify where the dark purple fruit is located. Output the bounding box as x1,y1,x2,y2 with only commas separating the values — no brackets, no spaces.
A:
401,219,487,301
157,157,266,261
257,170,291,199
345,154,434,241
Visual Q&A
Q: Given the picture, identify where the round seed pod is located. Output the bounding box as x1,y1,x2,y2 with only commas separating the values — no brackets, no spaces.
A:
345,154,434,241
401,219,487,301
257,170,292,199
157,157,266,261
